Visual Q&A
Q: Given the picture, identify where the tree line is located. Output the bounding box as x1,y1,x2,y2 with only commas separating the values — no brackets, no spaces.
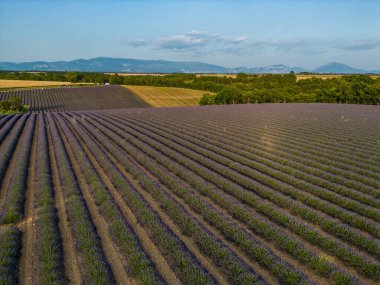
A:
1,71,379,105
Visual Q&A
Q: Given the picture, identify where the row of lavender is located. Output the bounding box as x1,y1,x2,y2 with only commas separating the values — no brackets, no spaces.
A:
0,85,150,112
70,103,379,284
1,103,379,284
0,113,32,284
0,110,268,284
0,113,162,284
1,110,262,283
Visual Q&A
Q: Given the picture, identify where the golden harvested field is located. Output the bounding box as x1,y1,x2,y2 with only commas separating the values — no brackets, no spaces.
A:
107,73,380,81
195,73,237,78
296,74,343,80
105,73,167,76
196,74,380,80
0,79,75,88
107,73,235,77
124,85,209,107
296,74,380,80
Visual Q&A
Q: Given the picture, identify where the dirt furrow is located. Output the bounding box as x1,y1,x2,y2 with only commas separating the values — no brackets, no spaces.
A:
45,114,82,284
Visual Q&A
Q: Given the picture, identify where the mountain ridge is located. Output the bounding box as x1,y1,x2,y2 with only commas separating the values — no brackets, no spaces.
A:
0,57,378,74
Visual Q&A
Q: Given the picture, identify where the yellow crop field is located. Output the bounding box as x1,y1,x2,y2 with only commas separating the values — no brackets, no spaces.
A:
296,74,380,81
0,79,76,88
197,73,380,80
195,73,237,78
124,85,209,107
296,74,364,81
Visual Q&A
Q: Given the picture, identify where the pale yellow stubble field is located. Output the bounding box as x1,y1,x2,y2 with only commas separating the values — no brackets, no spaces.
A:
0,79,75,88
113,73,380,80
124,85,211,107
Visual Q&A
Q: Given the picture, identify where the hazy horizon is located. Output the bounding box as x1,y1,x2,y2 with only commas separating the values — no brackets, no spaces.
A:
1,0,379,70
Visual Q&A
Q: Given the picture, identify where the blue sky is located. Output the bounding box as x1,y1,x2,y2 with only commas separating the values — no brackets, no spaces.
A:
0,0,379,69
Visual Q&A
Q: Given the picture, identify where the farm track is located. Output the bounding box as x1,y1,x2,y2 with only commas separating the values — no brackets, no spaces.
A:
0,103,379,284
85,111,373,283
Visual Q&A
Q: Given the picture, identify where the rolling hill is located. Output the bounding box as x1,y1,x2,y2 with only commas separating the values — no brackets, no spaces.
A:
1,57,378,74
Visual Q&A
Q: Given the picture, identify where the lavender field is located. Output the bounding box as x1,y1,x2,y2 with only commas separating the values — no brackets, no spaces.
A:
0,85,150,112
0,103,379,285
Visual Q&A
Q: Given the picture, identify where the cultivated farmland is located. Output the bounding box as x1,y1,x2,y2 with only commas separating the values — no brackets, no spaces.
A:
0,103,379,284
0,79,75,89
0,85,149,112
124,85,208,107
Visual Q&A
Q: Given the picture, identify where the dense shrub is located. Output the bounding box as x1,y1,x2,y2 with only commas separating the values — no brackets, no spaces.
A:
1,71,379,105
0,96,29,114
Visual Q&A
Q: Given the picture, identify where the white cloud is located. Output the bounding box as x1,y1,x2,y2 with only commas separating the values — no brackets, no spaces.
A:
231,36,248,44
158,34,207,50
157,30,247,50
128,40,147,47
125,30,380,62
185,30,220,40
335,39,380,51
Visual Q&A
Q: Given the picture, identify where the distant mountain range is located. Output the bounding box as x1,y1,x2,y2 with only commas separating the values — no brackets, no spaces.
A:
0,57,379,74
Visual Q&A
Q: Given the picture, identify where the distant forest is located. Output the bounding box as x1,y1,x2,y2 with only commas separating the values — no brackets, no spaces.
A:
1,71,379,105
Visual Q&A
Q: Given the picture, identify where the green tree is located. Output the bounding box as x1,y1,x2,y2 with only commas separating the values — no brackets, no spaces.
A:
199,93,215,105
214,87,243,104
